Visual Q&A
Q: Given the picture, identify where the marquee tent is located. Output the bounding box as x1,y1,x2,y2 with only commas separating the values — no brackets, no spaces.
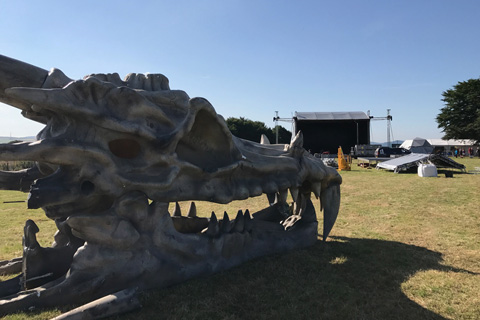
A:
400,137,434,154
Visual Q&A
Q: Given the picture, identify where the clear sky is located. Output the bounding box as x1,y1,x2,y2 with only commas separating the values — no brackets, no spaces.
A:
1,0,479,142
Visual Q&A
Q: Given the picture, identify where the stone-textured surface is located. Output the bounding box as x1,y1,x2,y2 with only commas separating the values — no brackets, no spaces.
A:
0,54,342,316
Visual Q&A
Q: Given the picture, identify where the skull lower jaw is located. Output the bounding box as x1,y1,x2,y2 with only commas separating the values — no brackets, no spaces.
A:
0,191,318,313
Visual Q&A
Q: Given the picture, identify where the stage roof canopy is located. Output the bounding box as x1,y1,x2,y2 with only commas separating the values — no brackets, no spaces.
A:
295,112,369,121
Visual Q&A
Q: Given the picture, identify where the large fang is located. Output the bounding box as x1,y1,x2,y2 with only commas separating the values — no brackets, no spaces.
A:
267,193,276,205
290,187,299,202
312,183,321,199
278,189,288,203
244,210,253,232
294,193,307,216
321,184,341,241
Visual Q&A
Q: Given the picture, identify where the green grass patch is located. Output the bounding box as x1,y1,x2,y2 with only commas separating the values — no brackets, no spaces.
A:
1,157,479,319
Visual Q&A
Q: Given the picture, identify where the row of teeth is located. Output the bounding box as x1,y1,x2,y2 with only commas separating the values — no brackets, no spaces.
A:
258,184,321,205
169,187,314,237
203,210,253,237
170,201,253,236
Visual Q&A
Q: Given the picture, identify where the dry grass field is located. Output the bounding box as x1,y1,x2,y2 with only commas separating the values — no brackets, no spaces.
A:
0,157,479,319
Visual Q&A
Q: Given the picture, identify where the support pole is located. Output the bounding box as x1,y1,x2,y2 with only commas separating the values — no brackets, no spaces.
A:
274,111,279,144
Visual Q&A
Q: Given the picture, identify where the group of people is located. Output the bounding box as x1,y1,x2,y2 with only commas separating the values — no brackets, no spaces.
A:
453,147,480,158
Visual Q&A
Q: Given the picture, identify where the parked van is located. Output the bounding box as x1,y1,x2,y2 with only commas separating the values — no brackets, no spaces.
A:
374,147,410,158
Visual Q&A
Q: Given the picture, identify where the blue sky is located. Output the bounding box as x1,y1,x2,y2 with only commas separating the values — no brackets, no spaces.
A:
1,0,479,142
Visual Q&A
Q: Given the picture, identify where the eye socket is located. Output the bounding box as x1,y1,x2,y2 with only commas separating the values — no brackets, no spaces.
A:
108,139,141,159
81,180,95,195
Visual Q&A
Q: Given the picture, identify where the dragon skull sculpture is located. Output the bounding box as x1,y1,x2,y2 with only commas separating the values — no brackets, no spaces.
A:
0,55,341,315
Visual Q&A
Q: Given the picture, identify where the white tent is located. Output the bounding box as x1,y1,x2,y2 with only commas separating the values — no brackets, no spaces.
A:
426,139,476,147
400,137,434,154
426,139,476,154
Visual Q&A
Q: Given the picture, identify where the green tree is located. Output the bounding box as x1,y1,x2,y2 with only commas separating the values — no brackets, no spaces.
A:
436,78,480,144
226,117,273,142
273,125,292,144
226,117,291,144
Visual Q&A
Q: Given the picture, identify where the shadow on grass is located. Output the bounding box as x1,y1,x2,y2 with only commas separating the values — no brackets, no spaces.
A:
116,236,476,320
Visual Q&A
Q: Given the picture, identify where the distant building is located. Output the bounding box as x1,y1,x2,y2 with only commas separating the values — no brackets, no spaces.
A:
293,111,370,154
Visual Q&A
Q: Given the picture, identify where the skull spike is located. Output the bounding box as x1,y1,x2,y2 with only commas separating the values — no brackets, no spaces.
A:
232,210,245,233
173,202,182,217
222,211,229,222
205,212,220,237
187,202,196,217
24,219,40,250
220,212,231,233
260,134,270,145
290,131,303,149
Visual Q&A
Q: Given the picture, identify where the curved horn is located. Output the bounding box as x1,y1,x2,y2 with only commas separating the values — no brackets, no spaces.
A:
0,55,48,110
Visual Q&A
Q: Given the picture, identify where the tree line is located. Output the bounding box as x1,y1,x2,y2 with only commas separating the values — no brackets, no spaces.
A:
226,117,292,144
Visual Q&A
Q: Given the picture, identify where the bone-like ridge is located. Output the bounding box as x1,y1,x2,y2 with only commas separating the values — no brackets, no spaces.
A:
0,55,342,314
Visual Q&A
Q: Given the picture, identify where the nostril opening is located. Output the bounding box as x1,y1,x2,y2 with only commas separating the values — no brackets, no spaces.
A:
81,181,95,195
108,139,141,159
